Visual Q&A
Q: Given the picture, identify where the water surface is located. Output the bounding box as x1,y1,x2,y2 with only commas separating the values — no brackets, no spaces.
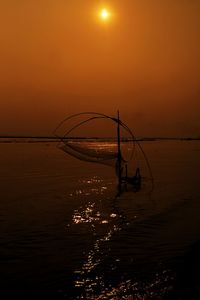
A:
0,140,200,299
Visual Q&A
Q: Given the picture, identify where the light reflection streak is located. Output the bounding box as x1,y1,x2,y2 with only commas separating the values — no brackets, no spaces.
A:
69,184,129,299
67,175,166,299
73,269,175,299
68,176,112,199
70,202,174,299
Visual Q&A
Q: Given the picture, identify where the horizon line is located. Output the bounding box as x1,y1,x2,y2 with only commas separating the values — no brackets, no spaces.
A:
0,135,200,141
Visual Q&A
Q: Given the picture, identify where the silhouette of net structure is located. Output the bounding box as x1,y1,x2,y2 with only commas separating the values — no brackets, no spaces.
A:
61,141,120,166
54,112,135,169
54,112,154,191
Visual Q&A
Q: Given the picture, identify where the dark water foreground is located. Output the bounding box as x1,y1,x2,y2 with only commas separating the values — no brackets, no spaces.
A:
0,140,200,299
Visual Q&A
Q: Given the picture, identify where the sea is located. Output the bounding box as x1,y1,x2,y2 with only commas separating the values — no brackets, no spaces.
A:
0,139,200,299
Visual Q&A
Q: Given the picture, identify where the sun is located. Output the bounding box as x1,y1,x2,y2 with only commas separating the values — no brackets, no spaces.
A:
100,9,110,20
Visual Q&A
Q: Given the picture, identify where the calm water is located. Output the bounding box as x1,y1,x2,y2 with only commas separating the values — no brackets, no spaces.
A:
0,140,200,299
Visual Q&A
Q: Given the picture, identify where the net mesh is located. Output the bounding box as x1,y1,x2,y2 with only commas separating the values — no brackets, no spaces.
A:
54,112,154,191
55,112,135,169
59,140,119,167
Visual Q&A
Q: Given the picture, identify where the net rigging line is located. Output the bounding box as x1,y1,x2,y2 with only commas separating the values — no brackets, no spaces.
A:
54,112,154,189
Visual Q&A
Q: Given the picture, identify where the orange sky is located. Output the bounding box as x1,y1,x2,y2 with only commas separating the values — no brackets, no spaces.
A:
0,0,200,137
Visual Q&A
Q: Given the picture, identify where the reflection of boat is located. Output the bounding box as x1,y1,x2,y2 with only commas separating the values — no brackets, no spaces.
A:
55,111,153,195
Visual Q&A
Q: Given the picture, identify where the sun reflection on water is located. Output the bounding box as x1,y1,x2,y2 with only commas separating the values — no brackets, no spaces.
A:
73,268,175,299
64,175,172,299
68,177,129,298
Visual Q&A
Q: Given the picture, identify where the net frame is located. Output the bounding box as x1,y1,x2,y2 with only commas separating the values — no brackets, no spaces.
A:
54,112,154,190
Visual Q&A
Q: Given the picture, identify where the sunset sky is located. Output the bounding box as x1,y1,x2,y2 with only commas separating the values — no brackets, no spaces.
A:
0,0,199,137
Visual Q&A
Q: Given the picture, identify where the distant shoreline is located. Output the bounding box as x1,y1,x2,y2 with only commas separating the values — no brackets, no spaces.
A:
0,136,199,142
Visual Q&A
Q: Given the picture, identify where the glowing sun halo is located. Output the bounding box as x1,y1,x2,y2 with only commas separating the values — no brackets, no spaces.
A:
100,9,110,20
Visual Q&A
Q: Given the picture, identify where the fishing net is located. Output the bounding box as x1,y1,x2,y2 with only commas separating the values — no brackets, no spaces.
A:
59,140,118,167
54,112,135,171
54,112,154,190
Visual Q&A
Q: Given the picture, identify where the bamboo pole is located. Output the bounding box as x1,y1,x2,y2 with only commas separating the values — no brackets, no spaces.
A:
117,110,122,194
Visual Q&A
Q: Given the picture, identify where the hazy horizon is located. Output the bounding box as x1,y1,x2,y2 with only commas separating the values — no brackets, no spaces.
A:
0,1,199,137
0,135,199,140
